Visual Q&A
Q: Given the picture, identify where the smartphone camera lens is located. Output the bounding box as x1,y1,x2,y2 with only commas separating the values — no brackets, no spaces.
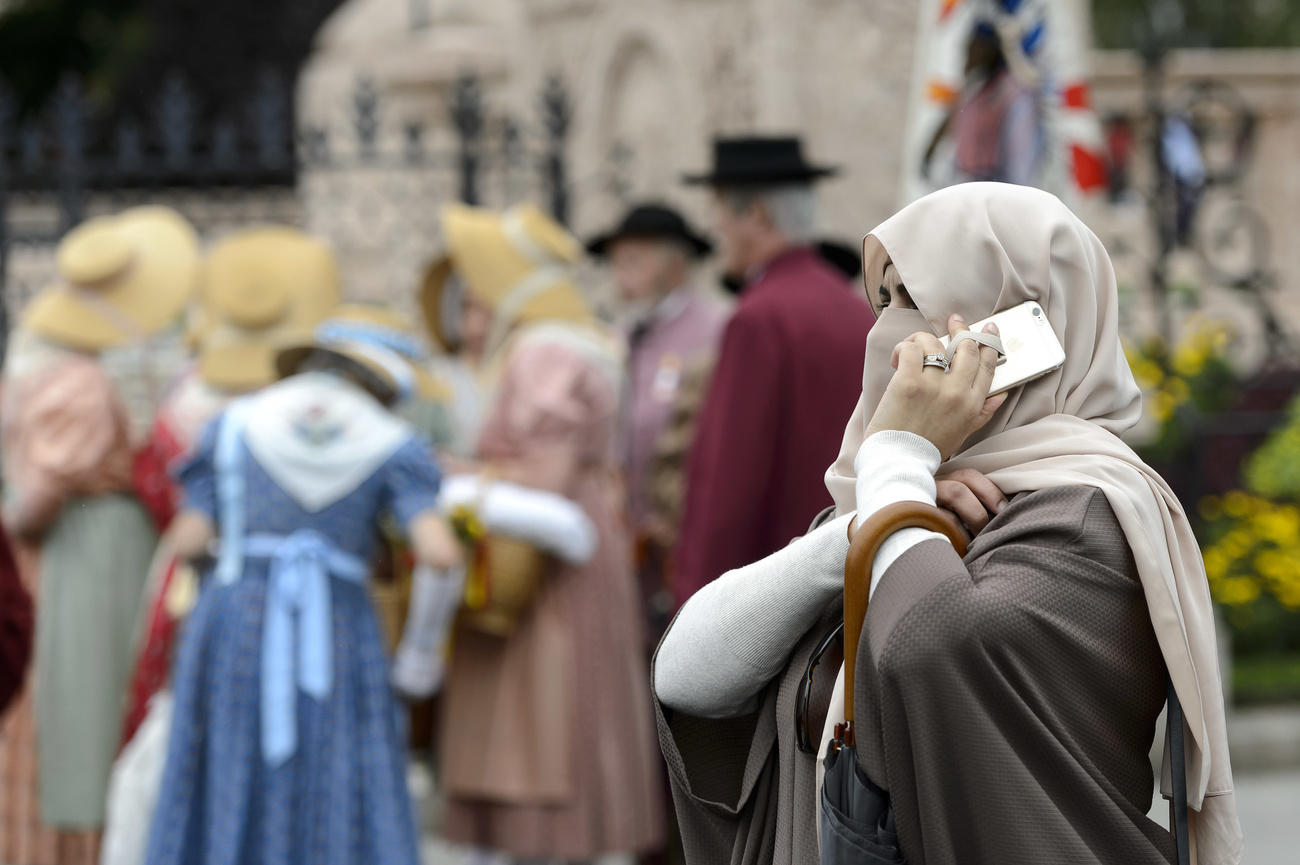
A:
1032,306,1042,317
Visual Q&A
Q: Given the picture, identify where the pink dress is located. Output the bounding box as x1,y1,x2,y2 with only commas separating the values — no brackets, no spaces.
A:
0,348,149,864
439,330,665,859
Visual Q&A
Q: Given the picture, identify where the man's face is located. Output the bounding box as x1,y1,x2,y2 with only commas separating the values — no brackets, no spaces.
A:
609,237,682,304
712,191,760,276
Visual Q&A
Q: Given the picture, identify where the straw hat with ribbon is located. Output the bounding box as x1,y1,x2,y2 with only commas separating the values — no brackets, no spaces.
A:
418,202,592,358
276,304,446,406
23,206,200,351
196,227,341,392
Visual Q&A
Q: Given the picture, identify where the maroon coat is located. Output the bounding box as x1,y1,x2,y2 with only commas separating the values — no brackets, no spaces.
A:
674,246,874,604
0,522,33,716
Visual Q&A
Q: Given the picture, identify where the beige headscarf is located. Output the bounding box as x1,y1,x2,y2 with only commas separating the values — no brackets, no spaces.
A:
825,183,1241,863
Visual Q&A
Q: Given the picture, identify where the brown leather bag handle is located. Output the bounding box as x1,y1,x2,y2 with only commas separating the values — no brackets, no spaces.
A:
842,502,970,735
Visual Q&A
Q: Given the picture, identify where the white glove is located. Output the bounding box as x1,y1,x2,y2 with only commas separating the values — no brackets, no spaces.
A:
391,565,466,698
437,474,597,564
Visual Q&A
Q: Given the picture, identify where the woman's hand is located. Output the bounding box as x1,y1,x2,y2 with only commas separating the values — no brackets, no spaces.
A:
863,314,1007,460
937,468,1008,536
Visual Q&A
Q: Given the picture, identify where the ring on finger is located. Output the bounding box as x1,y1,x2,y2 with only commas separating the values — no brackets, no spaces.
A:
922,353,951,372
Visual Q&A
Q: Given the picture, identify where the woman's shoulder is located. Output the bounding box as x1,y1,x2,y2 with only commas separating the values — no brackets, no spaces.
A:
966,485,1135,578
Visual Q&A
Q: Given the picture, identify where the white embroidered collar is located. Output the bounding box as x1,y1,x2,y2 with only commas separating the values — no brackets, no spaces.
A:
241,372,412,512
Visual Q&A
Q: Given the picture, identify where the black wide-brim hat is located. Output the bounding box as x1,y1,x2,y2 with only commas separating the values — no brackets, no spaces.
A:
683,136,839,186
585,203,713,259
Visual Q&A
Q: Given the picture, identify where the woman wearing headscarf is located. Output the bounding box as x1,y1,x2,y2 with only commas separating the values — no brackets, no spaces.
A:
0,207,198,865
653,183,1241,864
143,308,460,865
422,203,664,864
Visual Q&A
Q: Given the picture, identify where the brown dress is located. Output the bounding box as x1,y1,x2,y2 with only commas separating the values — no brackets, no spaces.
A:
657,486,1175,865
440,331,665,859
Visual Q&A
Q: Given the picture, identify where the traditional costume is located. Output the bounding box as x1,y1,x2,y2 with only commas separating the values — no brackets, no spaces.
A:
675,138,876,604
0,207,198,864
586,203,729,640
122,226,342,745
423,203,665,860
144,315,443,865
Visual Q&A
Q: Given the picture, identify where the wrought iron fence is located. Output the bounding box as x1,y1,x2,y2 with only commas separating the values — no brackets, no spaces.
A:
0,68,573,352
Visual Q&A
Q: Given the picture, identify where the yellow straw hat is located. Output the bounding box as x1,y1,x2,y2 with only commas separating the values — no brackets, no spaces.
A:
23,206,199,350
418,202,591,354
196,226,341,392
275,303,448,404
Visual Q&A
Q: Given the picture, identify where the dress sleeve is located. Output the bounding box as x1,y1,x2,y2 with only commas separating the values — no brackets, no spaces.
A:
478,337,615,495
3,360,131,535
381,438,443,529
174,419,221,524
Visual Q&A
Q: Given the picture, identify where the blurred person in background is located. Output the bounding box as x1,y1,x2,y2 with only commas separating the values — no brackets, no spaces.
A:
922,17,1044,186
0,206,199,865
143,309,461,865
423,203,664,865
121,226,342,746
674,136,875,605
419,250,496,460
585,202,728,646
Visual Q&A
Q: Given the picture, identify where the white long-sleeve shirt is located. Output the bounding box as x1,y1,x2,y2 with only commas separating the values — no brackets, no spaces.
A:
654,431,947,717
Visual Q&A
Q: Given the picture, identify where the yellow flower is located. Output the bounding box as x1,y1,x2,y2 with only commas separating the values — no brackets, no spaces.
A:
1164,377,1191,403
1152,391,1179,423
1172,344,1209,378
1215,575,1261,606
1255,507,1300,546
1131,359,1165,389
1203,547,1229,581
1223,491,1253,519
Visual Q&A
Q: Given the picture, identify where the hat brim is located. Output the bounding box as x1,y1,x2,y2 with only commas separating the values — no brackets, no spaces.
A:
585,229,713,260
199,342,280,392
24,207,199,350
681,166,840,186
275,342,448,405
418,254,456,353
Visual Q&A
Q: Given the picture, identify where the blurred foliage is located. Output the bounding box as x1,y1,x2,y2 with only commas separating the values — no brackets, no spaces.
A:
1093,0,1300,50
0,0,345,121
0,0,150,118
1232,653,1300,705
1199,491,1300,611
1196,396,1300,660
1124,315,1238,462
1126,315,1300,667
1243,397,1300,499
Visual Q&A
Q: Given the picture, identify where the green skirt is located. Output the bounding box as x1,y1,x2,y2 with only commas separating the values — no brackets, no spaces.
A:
36,493,156,828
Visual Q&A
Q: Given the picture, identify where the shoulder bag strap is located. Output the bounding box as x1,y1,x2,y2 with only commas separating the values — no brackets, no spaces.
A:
1168,677,1191,865
842,502,968,730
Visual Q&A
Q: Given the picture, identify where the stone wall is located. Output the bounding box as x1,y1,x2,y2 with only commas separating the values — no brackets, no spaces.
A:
295,0,923,304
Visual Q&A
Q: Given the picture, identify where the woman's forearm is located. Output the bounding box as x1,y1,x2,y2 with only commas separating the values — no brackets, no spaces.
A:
653,513,853,718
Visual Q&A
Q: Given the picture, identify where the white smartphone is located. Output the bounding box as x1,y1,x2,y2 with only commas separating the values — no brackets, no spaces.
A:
939,300,1065,396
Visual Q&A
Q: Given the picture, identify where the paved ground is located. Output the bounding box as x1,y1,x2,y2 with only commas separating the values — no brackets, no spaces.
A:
420,766,1300,864
1203,768,1300,864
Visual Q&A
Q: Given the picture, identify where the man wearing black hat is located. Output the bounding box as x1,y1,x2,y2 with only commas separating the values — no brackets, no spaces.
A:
587,203,729,643
674,136,876,605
